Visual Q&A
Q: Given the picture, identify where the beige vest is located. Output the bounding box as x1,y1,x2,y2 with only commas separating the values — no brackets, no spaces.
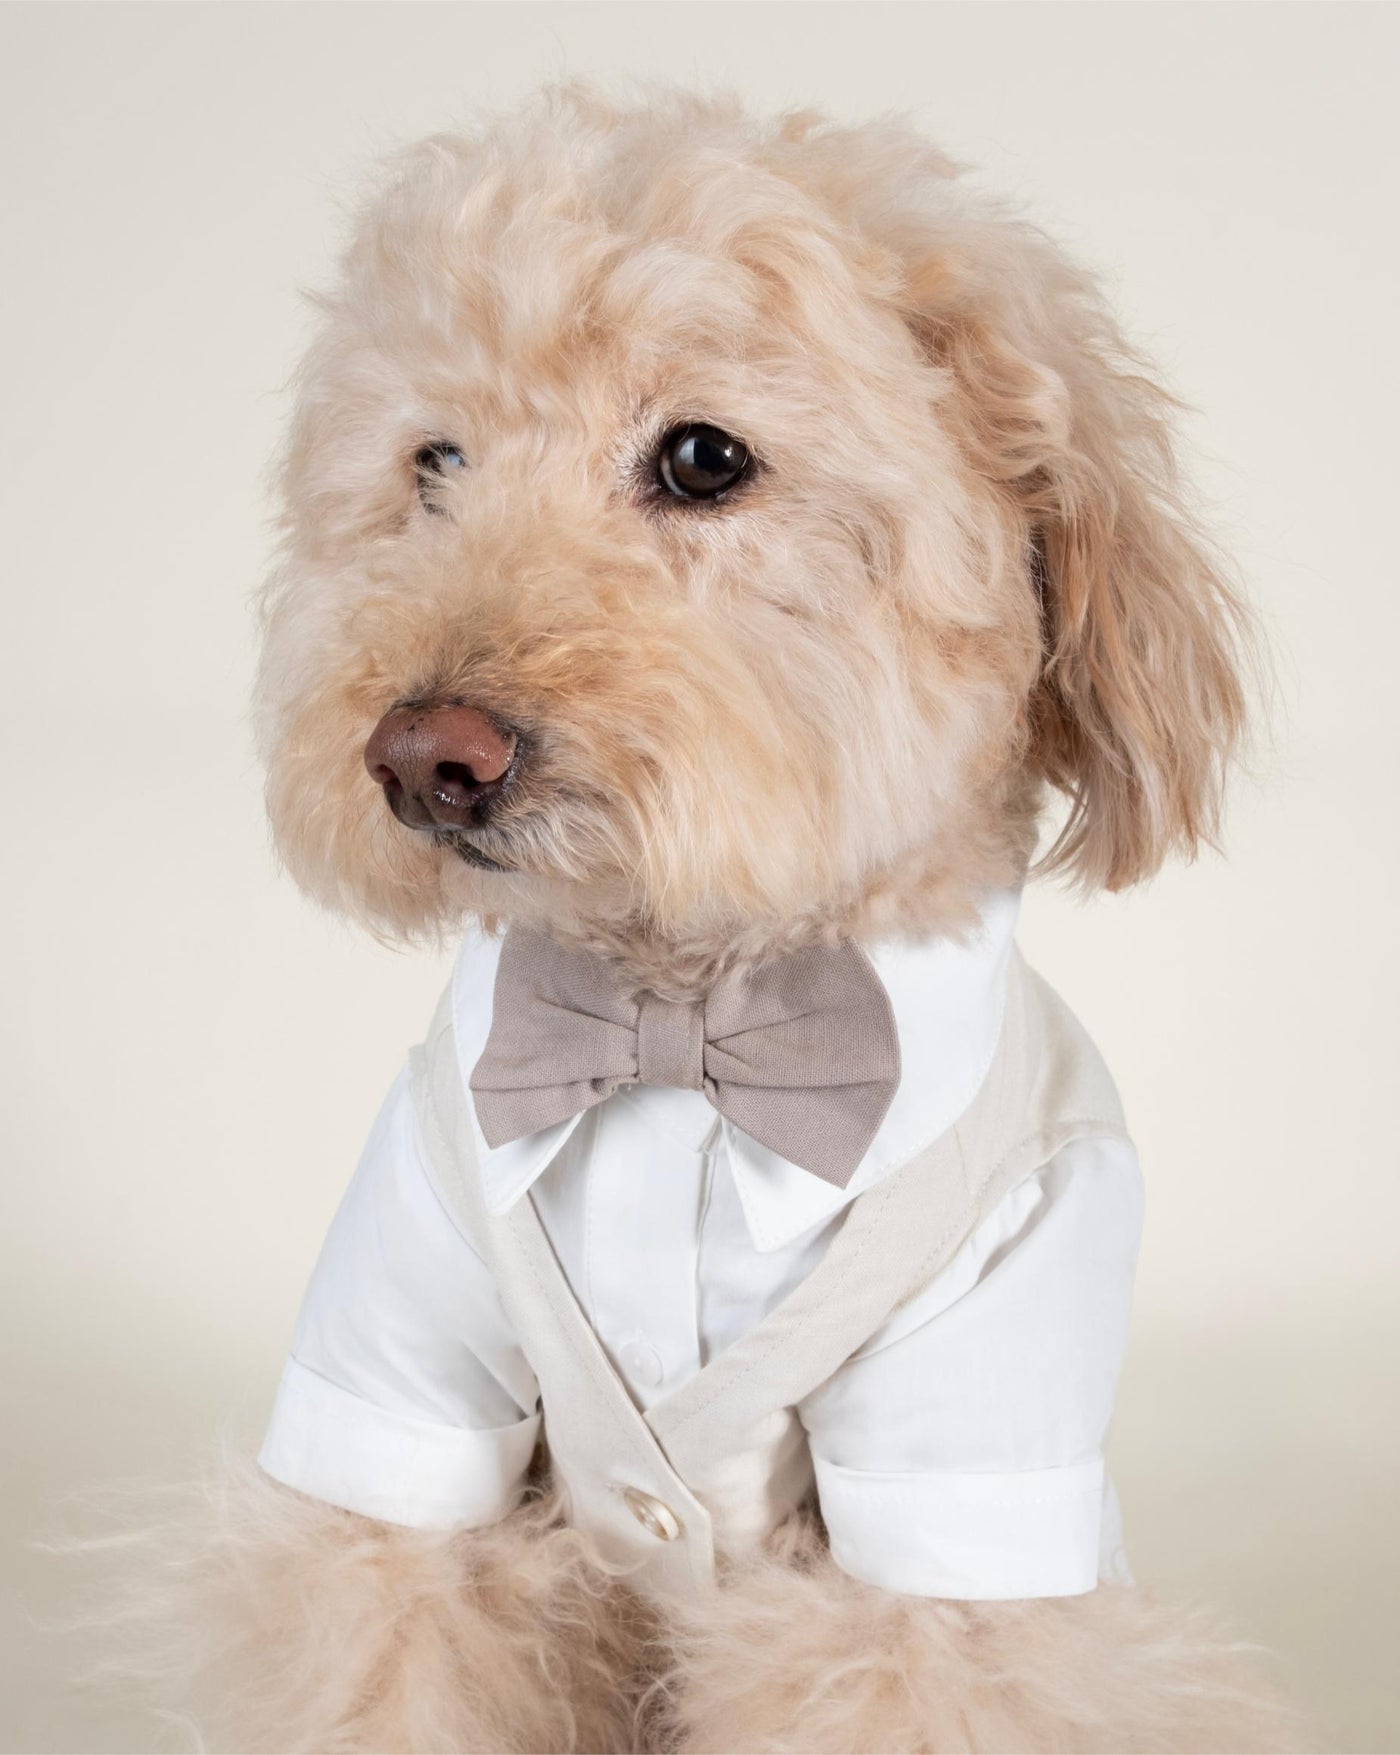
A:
410,949,1128,1599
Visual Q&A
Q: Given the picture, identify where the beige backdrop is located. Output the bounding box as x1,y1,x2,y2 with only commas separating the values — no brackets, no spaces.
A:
2,4,1397,1749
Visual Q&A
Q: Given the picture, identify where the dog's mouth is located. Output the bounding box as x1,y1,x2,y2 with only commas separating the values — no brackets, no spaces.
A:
433,828,515,874
432,788,614,886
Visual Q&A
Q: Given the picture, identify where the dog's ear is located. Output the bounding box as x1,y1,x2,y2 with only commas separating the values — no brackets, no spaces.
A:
903,214,1254,890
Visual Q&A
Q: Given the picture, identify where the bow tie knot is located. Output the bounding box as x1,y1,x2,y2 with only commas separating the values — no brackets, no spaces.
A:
635,992,707,1092
469,930,902,1187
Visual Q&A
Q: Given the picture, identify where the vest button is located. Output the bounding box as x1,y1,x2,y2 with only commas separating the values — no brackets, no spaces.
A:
621,1486,682,1542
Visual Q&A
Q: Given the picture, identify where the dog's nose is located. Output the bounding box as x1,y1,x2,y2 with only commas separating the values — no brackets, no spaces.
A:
364,704,519,830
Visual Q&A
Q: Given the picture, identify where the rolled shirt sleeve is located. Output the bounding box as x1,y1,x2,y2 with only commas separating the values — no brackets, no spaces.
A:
258,1062,541,1530
801,1133,1144,1600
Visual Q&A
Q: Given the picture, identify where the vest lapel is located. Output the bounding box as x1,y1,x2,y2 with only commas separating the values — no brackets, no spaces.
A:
646,952,1129,1482
412,990,717,1594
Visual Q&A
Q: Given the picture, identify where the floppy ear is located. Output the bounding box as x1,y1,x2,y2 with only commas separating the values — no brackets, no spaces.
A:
906,211,1255,890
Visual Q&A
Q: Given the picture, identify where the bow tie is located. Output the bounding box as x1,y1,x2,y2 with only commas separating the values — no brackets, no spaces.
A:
469,930,902,1188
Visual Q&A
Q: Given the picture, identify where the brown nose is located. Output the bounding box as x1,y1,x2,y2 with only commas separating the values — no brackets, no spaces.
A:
364,703,519,830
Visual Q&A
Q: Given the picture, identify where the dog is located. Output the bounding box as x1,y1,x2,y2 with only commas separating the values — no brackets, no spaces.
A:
129,82,1296,1754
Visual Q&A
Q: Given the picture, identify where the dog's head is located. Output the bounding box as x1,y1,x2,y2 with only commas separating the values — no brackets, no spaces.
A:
258,85,1249,983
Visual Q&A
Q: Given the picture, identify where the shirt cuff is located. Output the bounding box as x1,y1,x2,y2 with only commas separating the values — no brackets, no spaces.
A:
814,1453,1105,1600
258,1357,541,1530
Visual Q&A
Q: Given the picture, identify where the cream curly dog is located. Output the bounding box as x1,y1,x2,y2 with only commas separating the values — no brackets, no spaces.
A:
136,84,1296,1754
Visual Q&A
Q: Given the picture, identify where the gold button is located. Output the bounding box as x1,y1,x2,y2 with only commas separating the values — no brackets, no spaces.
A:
621,1486,682,1542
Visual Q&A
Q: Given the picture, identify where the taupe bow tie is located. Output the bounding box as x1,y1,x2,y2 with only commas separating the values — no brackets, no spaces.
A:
470,930,902,1188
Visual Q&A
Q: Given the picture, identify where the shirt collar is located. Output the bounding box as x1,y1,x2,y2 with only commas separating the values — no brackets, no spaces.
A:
450,888,1021,1253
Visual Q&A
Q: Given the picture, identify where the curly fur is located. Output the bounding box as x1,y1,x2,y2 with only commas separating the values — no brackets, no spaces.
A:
255,80,1253,990
75,1462,654,1754
655,1519,1300,1754
73,1472,1298,1753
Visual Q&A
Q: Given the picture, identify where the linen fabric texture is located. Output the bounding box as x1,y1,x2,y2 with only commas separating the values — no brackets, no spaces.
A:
469,928,901,1187
259,896,1142,1601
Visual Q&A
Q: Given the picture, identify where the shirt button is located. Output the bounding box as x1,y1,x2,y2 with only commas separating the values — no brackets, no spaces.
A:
618,1339,665,1389
621,1486,682,1542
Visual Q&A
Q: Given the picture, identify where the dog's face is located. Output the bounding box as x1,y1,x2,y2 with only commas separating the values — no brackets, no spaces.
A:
258,89,1246,978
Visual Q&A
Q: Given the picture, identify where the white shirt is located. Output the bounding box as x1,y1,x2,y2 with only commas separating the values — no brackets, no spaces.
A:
260,891,1144,1600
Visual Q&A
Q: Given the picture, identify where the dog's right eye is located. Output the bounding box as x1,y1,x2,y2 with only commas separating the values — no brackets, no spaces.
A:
657,424,751,501
413,442,467,513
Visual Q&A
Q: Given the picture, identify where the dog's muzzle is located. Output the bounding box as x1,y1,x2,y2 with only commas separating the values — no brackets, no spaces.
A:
364,702,519,832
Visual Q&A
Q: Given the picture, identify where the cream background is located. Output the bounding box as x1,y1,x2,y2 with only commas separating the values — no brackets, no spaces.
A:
2,3,1396,1749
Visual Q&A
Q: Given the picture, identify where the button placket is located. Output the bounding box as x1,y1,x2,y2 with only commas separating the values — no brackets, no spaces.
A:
584,1089,709,1411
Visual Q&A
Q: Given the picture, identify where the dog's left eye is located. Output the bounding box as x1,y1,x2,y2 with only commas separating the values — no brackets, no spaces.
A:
657,424,751,500
413,441,466,512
